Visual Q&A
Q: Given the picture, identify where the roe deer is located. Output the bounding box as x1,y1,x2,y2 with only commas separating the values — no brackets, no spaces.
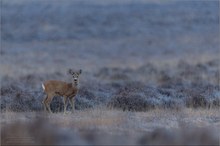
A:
42,69,82,113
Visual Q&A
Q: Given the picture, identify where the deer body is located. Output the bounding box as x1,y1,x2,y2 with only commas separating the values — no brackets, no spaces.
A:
42,69,82,113
43,80,78,97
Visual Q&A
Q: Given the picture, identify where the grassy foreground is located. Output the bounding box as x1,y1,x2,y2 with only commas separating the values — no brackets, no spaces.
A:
1,108,219,145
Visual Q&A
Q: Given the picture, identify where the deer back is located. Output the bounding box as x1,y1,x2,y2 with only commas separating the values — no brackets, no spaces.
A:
43,80,77,96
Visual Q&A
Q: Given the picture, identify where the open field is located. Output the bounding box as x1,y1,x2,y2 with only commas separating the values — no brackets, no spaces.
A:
1,0,220,145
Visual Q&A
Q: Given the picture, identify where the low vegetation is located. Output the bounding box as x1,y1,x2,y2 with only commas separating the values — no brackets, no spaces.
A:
1,60,219,112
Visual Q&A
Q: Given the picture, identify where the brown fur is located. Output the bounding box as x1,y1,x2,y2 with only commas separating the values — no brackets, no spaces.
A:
42,69,81,113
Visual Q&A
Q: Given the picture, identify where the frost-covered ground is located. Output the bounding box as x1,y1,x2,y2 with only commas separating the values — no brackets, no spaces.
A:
1,0,219,145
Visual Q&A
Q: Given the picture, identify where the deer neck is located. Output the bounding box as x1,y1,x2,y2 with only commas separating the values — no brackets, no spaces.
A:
71,82,79,88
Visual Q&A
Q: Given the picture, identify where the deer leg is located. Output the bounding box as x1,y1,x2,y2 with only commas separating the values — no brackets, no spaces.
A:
70,97,75,113
63,96,68,114
46,95,53,113
42,95,48,112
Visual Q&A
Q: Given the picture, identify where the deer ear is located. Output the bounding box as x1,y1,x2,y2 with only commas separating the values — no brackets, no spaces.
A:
79,69,82,74
68,69,73,75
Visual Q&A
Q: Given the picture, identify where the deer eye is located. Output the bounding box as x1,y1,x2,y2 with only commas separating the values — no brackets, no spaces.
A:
72,73,78,78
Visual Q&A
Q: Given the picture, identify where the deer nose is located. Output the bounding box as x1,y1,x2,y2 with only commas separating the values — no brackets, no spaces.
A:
74,78,77,82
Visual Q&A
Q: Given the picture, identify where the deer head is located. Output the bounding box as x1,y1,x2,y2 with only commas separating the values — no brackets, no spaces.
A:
68,69,82,86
